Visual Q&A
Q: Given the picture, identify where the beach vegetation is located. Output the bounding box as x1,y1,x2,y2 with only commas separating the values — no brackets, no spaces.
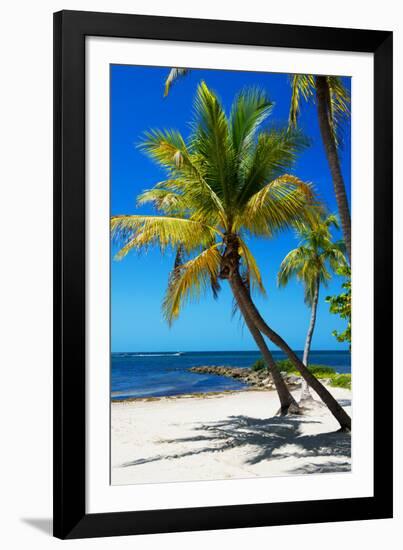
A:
308,365,338,377
329,373,351,389
326,265,351,349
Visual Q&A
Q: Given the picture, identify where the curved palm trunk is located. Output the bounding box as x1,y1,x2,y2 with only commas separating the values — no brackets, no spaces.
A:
229,279,300,415
315,76,351,262
300,276,320,402
230,270,351,431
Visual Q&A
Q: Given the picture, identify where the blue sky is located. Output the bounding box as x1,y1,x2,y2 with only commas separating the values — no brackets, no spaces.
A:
111,65,351,352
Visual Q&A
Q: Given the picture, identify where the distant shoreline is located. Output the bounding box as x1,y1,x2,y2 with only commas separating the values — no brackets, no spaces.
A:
112,349,350,354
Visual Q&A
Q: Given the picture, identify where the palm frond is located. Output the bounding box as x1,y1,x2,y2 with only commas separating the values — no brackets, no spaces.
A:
139,130,228,226
237,175,314,237
164,68,190,97
191,81,234,208
278,246,309,287
162,244,222,324
325,76,350,147
323,212,339,230
236,128,310,206
170,244,221,301
111,215,219,258
137,187,189,215
325,243,348,272
288,74,315,128
229,87,273,157
138,128,189,171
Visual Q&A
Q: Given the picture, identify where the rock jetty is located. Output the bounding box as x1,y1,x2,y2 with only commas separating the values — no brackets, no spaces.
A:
189,366,302,391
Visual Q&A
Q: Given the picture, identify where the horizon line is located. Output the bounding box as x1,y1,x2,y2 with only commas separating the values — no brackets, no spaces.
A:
111,349,350,353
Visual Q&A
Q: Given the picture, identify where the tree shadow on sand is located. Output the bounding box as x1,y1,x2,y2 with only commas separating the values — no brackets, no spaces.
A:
120,410,351,475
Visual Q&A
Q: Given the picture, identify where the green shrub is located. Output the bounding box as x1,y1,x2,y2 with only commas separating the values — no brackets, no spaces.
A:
274,360,334,376
251,359,267,372
308,365,336,377
275,359,295,373
329,374,351,389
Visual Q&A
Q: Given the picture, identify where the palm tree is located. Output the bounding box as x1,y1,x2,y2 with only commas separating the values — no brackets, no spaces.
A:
112,82,351,429
278,213,347,401
289,75,351,262
164,70,351,263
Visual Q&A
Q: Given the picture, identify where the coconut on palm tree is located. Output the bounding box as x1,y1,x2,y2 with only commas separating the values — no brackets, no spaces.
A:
112,81,351,429
278,213,347,401
289,75,351,262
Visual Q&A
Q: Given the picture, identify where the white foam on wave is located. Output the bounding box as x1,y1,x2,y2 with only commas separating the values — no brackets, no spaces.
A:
124,353,182,357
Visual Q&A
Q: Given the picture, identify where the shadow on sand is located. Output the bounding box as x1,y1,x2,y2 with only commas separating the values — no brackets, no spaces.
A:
121,407,351,476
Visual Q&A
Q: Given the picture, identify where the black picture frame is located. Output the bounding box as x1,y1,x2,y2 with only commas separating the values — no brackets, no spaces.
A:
54,9,393,540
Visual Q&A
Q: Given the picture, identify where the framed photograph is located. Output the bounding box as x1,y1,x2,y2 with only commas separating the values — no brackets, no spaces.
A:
54,10,393,539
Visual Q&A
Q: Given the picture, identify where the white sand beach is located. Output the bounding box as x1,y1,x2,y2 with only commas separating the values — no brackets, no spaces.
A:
111,386,351,485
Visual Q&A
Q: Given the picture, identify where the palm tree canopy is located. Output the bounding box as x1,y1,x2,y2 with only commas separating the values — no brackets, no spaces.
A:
278,213,347,305
288,74,350,147
112,81,316,323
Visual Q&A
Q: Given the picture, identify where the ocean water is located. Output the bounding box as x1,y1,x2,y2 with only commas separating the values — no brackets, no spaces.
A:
111,350,351,401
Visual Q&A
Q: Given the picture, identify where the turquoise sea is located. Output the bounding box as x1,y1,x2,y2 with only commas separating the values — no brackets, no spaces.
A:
111,350,351,401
